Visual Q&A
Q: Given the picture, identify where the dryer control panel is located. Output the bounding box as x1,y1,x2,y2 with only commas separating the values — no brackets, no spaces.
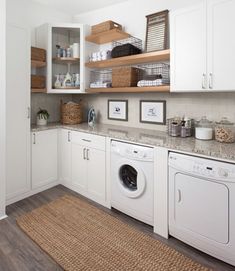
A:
169,152,235,182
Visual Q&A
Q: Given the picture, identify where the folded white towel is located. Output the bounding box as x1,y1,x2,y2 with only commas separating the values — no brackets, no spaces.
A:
137,79,164,87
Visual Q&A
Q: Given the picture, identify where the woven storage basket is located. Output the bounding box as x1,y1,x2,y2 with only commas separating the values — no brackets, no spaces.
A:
61,101,83,125
31,75,46,89
112,67,140,87
91,20,122,35
31,47,46,62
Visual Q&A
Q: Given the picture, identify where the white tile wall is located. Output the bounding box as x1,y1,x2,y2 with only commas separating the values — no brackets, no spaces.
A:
31,93,72,124
74,92,235,131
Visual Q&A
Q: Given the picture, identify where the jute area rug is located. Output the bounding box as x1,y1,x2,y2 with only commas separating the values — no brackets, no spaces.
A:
17,195,211,271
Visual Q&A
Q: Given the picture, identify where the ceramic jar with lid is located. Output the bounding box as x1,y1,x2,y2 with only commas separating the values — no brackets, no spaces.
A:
215,117,235,143
195,116,214,140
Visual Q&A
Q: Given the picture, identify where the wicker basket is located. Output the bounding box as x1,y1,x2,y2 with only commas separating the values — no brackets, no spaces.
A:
91,20,122,35
31,75,46,89
31,47,46,62
61,101,83,125
112,67,140,87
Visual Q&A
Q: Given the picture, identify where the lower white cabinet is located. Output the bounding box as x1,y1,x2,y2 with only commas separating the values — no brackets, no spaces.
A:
59,129,107,206
32,129,58,189
59,129,71,184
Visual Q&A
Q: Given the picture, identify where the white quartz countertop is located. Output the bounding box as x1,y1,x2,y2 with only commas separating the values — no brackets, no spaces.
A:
31,122,235,163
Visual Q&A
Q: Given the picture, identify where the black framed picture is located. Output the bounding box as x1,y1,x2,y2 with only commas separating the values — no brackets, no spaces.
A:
108,100,128,121
140,100,166,124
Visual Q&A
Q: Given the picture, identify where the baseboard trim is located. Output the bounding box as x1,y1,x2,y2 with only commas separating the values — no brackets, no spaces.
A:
6,181,60,206
0,215,8,220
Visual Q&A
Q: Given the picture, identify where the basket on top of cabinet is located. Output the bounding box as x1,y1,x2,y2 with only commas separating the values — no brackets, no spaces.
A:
137,63,170,87
111,37,143,58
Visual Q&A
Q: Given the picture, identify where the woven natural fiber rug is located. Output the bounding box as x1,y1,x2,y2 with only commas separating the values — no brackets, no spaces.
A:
17,195,211,271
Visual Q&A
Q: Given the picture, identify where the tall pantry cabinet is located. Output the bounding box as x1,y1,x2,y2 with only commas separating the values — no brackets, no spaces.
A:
6,24,31,201
170,0,235,92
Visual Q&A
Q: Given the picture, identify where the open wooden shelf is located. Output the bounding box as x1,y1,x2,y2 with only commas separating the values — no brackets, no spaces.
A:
86,85,170,93
31,60,46,68
86,29,130,44
31,88,47,93
53,57,80,64
53,86,80,90
86,50,170,69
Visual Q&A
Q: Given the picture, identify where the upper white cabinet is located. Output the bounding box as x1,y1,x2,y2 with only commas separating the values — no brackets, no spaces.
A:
6,24,31,201
170,2,207,92
171,0,235,92
32,130,58,189
36,23,89,94
207,0,235,91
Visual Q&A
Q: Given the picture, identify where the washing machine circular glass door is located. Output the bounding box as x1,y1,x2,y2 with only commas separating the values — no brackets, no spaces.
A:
117,160,146,198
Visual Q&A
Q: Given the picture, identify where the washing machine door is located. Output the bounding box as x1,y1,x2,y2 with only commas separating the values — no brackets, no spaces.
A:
117,159,146,198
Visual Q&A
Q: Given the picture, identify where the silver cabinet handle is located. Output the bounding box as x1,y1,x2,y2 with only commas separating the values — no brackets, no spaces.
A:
202,73,206,89
68,131,71,142
27,107,31,119
82,139,91,143
33,133,36,145
86,149,89,160
83,148,86,160
209,73,213,89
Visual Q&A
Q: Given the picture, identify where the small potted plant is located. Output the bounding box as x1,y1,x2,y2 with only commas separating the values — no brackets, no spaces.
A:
36,108,50,126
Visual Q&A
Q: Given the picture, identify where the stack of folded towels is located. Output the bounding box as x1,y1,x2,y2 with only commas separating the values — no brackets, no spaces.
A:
90,81,112,88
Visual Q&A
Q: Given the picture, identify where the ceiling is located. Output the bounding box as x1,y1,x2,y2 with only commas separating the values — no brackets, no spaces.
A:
31,0,128,15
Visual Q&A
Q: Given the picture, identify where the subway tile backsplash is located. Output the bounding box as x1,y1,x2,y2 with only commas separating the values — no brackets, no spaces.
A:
31,92,235,131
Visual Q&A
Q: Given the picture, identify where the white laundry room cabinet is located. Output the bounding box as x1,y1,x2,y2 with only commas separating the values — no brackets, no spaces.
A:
31,130,58,189
171,0,235,92
6,24,31,201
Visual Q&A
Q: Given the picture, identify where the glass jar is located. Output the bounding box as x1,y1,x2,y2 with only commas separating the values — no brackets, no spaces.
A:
195,116,214,140
215,117,235,143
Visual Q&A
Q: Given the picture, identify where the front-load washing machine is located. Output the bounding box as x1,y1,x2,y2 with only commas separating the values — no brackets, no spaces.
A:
111,140,154,225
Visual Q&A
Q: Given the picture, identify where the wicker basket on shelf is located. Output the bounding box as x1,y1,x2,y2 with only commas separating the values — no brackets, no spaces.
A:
61,101,83,125
91,20,122,35
112,67,140,87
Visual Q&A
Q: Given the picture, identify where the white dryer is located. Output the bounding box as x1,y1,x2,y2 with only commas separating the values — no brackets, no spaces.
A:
111,140,154,226
169,152,235,266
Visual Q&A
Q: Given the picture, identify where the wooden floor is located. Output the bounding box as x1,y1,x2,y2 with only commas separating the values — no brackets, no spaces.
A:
0,185,234,271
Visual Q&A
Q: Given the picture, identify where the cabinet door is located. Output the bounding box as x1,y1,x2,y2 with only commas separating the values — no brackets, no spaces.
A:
6,24,31,200
207,0,235,91
87,148,106,203
32,130,58,189
170,2,207,92
59,129,71,184
71,143,87,192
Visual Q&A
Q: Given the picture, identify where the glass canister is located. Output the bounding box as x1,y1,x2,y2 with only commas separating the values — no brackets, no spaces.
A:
195,116,214,140
215,117,235,143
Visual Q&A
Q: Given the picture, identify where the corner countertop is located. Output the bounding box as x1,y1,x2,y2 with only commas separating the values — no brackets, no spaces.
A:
31,122,235,163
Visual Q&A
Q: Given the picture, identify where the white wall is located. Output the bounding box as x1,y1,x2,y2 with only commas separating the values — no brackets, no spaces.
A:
7,0,72,45
0,0,6,218
73,0,200,40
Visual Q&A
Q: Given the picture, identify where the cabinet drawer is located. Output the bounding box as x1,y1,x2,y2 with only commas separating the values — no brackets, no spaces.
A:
71,131,106,151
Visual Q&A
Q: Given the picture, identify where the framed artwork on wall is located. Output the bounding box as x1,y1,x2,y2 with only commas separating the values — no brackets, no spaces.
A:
108,100,128,121
140,100,166,124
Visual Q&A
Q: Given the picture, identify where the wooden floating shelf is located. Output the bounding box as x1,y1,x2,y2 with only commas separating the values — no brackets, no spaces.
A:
86,50,170,69
86,29,130,44
53,87,80,90
31,88,47,93
86,86,170,93
31,60,46,68
53,57,80,64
